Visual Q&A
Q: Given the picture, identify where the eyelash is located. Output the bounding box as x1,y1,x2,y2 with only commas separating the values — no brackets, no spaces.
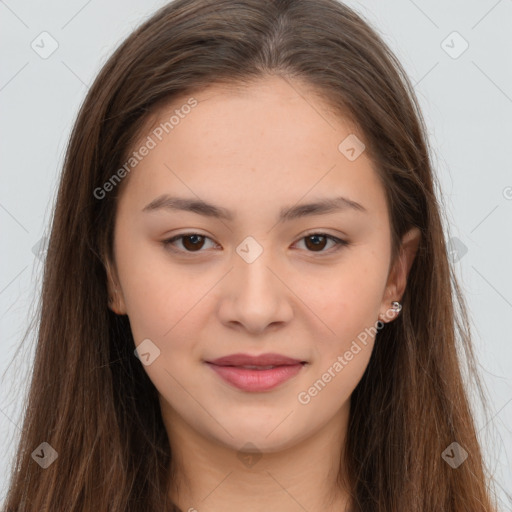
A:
161,232,349,256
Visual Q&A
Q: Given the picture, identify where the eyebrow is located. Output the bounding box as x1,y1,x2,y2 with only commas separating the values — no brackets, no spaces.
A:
142,194,367,222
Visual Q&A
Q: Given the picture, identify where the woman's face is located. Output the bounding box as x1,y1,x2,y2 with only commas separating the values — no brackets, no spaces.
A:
107,76,418,453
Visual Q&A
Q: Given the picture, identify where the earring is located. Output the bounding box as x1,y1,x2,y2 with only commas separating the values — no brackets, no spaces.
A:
378,301,402,322
108,284,118,305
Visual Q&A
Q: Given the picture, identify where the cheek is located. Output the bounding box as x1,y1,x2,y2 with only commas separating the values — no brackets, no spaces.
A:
292,255,386,387
114,229,191,343
295,269,381,410
295,256,386,337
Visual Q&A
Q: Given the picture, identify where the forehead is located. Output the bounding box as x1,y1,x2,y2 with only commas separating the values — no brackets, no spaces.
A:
120,76,387,220
136,75,363,157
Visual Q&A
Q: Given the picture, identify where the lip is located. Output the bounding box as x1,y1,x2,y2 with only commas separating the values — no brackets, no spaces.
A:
205,353,307,392
207,353,305,366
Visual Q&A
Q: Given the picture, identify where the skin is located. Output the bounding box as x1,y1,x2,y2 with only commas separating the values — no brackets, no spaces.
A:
106,75,420,512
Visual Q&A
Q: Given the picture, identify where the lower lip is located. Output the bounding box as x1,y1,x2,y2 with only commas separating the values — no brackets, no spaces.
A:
206,363,305,392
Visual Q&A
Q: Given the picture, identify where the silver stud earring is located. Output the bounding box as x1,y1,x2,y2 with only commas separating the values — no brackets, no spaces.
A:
391,300,402,314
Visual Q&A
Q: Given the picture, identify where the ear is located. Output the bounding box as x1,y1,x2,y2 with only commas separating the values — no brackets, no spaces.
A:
379,226,421,323
105,257,127,315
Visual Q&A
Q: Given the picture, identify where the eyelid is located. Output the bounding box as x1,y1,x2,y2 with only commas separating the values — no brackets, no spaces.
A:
300,229,347,240
293,231,349,254
162,232,219,252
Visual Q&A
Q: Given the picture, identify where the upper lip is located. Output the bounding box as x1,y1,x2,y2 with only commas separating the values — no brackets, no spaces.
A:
206,353,306,366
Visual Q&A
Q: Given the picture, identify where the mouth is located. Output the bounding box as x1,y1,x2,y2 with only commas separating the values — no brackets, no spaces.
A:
204,353,308,392
206,353,307,367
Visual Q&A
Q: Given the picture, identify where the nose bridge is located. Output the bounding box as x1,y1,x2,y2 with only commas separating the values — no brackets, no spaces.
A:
217,234,293,331
235,235,279,299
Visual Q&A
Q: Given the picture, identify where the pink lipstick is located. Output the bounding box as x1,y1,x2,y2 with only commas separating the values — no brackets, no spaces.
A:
205,353,307,392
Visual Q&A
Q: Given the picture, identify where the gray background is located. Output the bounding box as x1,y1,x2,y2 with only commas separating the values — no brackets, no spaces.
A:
1,0,511,508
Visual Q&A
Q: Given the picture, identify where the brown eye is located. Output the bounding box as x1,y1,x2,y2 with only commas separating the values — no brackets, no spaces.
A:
163,233,215,253
181,234,206,251
297,233,348,253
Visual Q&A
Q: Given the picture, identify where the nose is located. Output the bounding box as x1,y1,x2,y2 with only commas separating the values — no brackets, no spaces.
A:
216,246,294,335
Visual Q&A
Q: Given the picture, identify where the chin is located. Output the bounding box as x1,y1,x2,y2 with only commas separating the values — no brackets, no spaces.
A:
216,419,301,452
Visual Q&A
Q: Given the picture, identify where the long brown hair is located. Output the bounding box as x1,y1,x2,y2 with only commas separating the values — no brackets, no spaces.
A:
2,0,499,510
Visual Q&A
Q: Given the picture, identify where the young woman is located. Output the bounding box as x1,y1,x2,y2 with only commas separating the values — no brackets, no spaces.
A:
2,0,499,510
